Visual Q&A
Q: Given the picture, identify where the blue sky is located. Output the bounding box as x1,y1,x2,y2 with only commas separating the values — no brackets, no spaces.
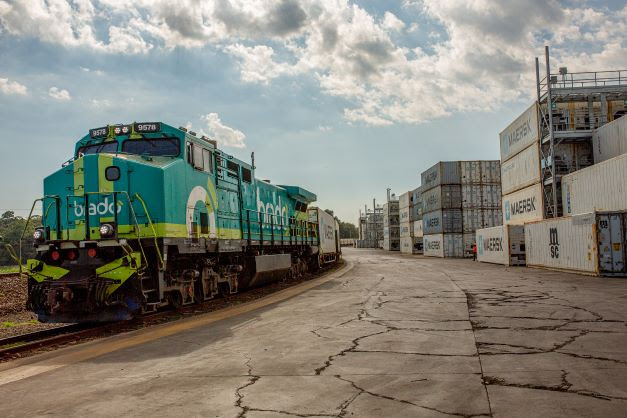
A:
0,0,625,223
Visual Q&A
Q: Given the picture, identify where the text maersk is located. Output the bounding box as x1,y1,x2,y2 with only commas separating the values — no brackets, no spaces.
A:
503,118,533,147
482,237,503,252
507,196,536,217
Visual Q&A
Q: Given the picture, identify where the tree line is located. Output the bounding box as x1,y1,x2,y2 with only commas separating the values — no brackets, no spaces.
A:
0,211,41,266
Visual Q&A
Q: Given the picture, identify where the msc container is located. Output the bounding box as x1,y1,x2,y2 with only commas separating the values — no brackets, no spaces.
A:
462,232,476,258
423,234,464,258
423,209,463,234
399,191,412,209
422,185,462,213
592,115,627,163
482,184,502,208
399,206,411,223
399,221,413,238
308,207,340,256
562,153,627,216
500,142,541,195
421,161,461,191
413,220,423,238
525,212,627,276
481,160,501,184
476,225,526,266
461,161,482,184
499,102,539,162
502,183,544,225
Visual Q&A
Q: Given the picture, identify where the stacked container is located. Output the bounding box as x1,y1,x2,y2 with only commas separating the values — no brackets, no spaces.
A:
383,200,400,251
499,103,545,225
420,162,464,258
460,160,503,256
399,189,424,254
476,225,526,266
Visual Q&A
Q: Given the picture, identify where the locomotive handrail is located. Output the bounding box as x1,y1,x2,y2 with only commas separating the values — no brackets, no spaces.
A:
240,209,320,246
133,193,164,270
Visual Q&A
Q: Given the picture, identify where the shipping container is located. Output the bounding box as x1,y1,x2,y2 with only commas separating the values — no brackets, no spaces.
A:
421,161,461,191
592,115,627,163
399,191,412,209
525,212,627,276
399,206,411,223
383,201,399,215
423,234,464,258
383,226,400,239
462,209,502,233
482,184,502,208
476,225,526,266
562,153,627,216
422,185,462,213
461,161,482,184
399,221,413,238
481,160,501,184
462,233,476,258
410,204,423,221
500,102,539,162
413,220,423,238
502,183,544,225
501,142,541,195
400,236,422,254
308,207,340,256
383,214,400,227
383,237,400,251
423,209,463,234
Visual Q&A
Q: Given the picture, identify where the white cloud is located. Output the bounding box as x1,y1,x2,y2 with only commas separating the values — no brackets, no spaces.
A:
202,113,246,148
48,86,71,101
0,76,27,95
1,1,626,125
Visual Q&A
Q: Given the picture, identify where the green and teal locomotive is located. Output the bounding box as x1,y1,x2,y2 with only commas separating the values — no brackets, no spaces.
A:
24,122,340,322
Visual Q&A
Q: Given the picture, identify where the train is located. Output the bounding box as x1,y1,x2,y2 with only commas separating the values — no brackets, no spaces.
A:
23,122,341,323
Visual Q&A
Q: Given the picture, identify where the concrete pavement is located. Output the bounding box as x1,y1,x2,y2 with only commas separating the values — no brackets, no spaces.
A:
1,248,626,417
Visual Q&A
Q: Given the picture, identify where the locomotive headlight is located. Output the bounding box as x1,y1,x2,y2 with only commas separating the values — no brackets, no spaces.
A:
33,228,45,241
99,223,115,237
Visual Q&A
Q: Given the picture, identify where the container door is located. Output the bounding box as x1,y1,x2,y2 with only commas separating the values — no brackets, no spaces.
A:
597,214,625,274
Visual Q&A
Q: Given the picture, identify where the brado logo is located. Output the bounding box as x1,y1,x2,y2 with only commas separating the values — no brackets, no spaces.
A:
74,197,122,217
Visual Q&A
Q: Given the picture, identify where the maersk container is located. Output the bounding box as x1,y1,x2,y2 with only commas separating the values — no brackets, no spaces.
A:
399,191,412,209
421,161,461,191
423,209,463,234
422,185,462,213
481,160,501,184
500,102,539,162
502,183,543,225
501,142,541,195
400,236,422,254
562,153,627,216
414,220,423,237
476,225,525,266
525,212,627,276
423,234,464,258
592,115,627,163
461,161,482,184
482,184,502,208
399,221,413,238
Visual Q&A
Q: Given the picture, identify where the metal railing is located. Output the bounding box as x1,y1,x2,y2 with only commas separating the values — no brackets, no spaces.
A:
241,209,319,246
539,70,627,93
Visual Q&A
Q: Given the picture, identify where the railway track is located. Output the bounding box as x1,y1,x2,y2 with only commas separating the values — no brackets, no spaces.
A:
0,260,344,361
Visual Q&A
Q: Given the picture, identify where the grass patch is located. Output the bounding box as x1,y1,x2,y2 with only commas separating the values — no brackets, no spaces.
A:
2,319,39,328
0,265,19,274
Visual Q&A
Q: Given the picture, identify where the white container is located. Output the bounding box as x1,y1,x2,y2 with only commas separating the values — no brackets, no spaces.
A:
422,185,462,212
399,206,411,223
399,191,412,209
562,153,627,216
525,214,599,275
400,236,421,254
383,201,399,215
500,102,539,162
592,115,627,163
423,234,464,258
421,161,461,191
501,142,541,195
502,183,544,225
383,237,400,251
476,225,526,266
481,161,501,184
308,207,339,255
399,221,413,238
413,220,423,238
461,161,482,184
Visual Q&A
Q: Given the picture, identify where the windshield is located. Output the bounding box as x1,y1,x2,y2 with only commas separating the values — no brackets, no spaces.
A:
76,142,118,157
122,138,180,156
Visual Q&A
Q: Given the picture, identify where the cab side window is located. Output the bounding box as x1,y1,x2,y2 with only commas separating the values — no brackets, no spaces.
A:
193,144,204,171
203,149,212,173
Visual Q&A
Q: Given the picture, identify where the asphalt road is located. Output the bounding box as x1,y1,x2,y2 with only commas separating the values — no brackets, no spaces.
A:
1,248,626,417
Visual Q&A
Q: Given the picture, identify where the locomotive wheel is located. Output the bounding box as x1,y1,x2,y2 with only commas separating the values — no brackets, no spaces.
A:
168,290,183,308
